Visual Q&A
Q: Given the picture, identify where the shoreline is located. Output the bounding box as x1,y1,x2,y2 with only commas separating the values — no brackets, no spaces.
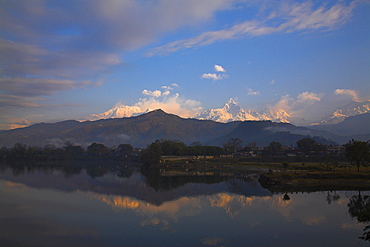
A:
258,172,370,192
155,160,370,192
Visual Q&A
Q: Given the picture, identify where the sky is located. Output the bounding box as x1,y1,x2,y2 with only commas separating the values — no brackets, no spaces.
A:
1,0,369,130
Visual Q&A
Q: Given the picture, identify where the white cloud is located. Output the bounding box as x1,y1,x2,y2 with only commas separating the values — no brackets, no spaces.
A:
0,77,102,97
162,85,173,90
92,84,202,120
136,94,202,118
150,1,358,55
142,89,162,97
248,88,260,95
131,85,202,118
268,94,292,115
162,83,179,91
1,0,233,111
271,91,321,114
334,89,360,101
0,116,32,130
202,64,229,80
214,65,226,72
265,89,370,125
296,92,321,103
202,73,228,80
270,79,276,85
0,95,41,109
162,91,171,96
267,91,324,124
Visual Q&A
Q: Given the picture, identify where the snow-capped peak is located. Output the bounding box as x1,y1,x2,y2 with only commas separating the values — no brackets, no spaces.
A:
317,100,370,125
222,98,241,114
88,104,142,120
193,98,290,123
222,98,236,108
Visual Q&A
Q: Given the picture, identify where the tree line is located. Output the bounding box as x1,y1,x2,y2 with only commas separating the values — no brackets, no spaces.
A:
1,138,369,171
140,138,370,171
140,139,224,165
0,142,136,162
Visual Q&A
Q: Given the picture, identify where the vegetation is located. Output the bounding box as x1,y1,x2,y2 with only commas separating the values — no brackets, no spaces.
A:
139,137,348,167
223,138,243,154
2,137,369,177
345,139,370,172
348,193,370,241
297,137,327,154
140,139,224,165
2,137,370,195
0,142,137,162
263,141,283,156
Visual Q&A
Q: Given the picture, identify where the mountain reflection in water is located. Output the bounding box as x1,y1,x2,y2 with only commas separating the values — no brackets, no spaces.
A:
0,163,270,205
0,163,369,247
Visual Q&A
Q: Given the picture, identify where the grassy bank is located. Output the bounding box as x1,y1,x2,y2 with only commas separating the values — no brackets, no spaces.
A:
161,157,368,173
160,157,370,191
259,171,370,192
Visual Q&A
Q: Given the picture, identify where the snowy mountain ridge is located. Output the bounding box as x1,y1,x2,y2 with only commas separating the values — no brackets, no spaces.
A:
193,98,290,123
87,98,370,126
317,100,370,125
89,105,142,120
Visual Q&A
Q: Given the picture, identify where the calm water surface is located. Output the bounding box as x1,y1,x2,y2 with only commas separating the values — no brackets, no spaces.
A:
0,164,369,247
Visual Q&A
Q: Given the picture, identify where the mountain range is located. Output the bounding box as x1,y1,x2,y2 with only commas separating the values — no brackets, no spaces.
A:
194,98,370,127
1,109,368,149
193,98,290,123
309,113,370,136
88,99,370,129
0,110,238,148
316,100,370,125
89,105,142,119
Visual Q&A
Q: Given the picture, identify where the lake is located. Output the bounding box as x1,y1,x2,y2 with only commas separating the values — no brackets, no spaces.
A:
0,163,369,247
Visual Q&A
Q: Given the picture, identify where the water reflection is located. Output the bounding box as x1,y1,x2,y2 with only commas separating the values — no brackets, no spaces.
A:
0,163,369,247
0,163,270,205
348,193,370,241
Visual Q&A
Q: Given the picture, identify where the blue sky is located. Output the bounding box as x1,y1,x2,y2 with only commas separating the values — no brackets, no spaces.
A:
1,0,369,129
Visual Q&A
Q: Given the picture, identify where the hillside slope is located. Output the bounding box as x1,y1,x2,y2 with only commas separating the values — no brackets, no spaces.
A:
0,110,239,148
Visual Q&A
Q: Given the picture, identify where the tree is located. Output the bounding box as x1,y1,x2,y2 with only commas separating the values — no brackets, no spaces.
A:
116,144,134,159
223,138,243,154
264,141,283,156
27,146,42,160
0,146,9,163
283,194,290,201
140,141,163,165
348,194,370,241
185,145,224,156
158,139,186,155
282,162,289,171
297,138,326,155
247,142,257,151
345,139,370,172
43,144,63,160
190,141,202,147
63,142,84,159
10,143,27,159
87,143,109,157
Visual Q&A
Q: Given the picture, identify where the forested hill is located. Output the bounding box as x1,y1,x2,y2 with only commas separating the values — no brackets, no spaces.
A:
0,110,238,148
0,109,340,148
206,120,336,147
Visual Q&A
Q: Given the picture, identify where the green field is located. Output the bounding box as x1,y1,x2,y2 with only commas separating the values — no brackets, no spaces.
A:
157,157,370,191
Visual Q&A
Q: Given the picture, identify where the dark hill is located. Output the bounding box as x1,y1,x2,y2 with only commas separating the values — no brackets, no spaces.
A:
308,113,370,136
206,121,337,147
0,110,239,148
0,110,342,148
